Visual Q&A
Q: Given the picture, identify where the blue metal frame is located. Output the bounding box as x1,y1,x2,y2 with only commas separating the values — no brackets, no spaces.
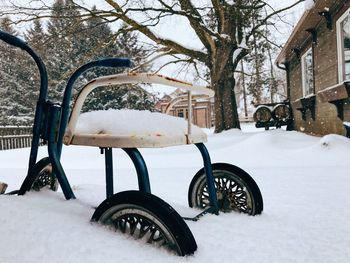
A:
0,30,131,198
104,148,114,198
344,123,350,138
101,147,151,199
195,143,219,214
46,105,75,200
0,30,219,216
0,30,48,173
122,148,151,193
57,58,131,157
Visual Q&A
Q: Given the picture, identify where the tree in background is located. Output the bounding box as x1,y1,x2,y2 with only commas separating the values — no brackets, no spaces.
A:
235,8,288,115
0,0,304,130
0,17,16,124
45,0,87,100
80,9,154,112
23,20,47,114
0,17,35,125
246,24,267,105
0,0,154,125
72,0,303,132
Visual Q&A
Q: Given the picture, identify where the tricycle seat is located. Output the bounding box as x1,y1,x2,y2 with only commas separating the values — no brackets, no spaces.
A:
65,109,207,148
62,72,214,148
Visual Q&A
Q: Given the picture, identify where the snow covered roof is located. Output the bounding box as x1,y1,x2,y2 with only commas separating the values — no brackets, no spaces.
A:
276,0,342,64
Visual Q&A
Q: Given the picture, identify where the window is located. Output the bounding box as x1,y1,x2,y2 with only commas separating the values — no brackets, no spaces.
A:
301,48,314,97
337,8,350,82
177,109,184,118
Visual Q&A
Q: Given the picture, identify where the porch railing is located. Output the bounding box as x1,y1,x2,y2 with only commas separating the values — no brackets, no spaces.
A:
0,126,33,150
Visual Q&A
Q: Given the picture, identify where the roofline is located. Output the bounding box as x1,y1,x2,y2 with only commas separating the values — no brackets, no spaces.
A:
276,0,345,65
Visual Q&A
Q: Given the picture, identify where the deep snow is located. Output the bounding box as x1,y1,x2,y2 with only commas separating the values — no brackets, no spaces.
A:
1,124,350,263
75,109,203,136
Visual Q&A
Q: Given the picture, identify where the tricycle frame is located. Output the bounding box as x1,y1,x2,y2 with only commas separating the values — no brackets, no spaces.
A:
1,29,264,256
0,30,220,215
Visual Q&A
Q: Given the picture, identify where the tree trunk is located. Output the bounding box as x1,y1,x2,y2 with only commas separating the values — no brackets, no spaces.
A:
240,60,248,118
212,61,241,133
252,30,262,105
267,42,275,103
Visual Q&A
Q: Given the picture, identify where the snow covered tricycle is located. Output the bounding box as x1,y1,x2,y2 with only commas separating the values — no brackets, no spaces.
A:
0,30,263,256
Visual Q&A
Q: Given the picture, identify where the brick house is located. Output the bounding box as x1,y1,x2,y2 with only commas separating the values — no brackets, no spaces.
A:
155,89,214,128
276,0,350,136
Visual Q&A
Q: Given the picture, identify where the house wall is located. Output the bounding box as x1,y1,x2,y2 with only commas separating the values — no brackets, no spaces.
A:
193,101,213,128
289,1,350,136
155,96,214,128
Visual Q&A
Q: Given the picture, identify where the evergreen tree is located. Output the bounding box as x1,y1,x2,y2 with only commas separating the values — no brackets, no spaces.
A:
0,1,154,125
45,0,86,101
240,9,286,107
25,20,46,56
44,2,154,112
22,20,47,117
245,13,268,105
81,16,154,112
0,17,15,124
0,17,33,125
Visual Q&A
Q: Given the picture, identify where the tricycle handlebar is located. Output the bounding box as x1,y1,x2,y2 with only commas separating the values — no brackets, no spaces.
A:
0,30,27,49
57,58,132,156
97,58,131,68
0,30,49,171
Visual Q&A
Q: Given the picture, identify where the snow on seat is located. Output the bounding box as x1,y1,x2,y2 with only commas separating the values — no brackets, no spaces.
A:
68,109,207,148
63,72,214,148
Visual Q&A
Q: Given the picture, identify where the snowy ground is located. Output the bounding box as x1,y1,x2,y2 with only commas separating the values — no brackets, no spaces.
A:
1,123,350,263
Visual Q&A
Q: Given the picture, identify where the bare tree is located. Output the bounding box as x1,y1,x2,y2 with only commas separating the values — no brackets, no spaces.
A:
1,0,305,132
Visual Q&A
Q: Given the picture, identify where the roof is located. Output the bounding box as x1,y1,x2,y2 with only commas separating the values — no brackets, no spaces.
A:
276,0,343,64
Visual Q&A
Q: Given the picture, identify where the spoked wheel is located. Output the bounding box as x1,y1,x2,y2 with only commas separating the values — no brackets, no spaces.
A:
188,163,263,215
18,157,58,195
92,190,197,256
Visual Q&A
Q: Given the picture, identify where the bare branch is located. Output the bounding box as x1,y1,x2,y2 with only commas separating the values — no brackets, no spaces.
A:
247,0,305,39
130,48,174,72
255,30,282,49
153,57,192,74
177,0,217,53
211,0,225,33
102,0,208,62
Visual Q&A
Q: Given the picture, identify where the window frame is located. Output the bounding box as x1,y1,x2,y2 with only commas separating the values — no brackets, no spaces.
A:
177,109,184,118
301,47,314,97
336,7,350,82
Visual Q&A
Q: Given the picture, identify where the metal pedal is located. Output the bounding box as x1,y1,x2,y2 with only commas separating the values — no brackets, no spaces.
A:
183,207,219,222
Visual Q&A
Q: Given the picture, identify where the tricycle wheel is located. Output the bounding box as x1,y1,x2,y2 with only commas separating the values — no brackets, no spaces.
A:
188,163,263,215
92,190,197,256
18,157,58,194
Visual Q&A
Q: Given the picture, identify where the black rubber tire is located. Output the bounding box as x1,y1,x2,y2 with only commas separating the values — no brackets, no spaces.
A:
18,157,58,195
92,190,197,256
188,163,263,215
